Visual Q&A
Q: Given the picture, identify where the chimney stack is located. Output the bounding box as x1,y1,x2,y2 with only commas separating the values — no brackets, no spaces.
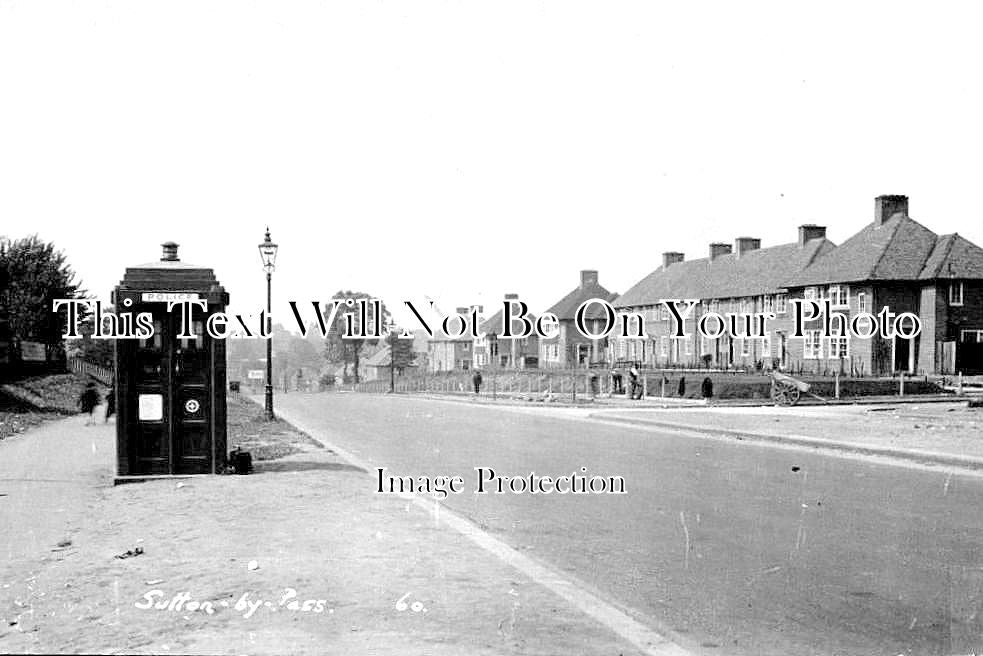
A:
504,293,519,300
161,241,180,262
709,243,732,261
798,224,827,247
662,252,685,269
734,237,761,257
455,306,468,315
874,195,908,226
580,270,598,288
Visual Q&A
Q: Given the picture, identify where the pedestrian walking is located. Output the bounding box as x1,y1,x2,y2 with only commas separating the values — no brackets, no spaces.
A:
472,370,483,395
701,376,714,406
629,365,641,400
611,368,623,395
79,381,100,426
104,382,116,423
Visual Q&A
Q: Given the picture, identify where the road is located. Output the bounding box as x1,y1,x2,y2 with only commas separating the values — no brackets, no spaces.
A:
275,392,983,656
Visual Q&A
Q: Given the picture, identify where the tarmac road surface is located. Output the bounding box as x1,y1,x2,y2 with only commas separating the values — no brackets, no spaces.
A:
276,392,983,656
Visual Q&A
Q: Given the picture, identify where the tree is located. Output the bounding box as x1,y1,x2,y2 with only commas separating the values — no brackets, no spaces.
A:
323,291,389,384
0,235,82,351
67,309,116,368
386,330,417,374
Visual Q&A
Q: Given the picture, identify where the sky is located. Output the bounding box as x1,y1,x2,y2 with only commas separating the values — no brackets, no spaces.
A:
2,1,983,329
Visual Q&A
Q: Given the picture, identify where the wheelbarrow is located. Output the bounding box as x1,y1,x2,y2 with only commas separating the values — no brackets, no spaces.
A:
770,371,814,406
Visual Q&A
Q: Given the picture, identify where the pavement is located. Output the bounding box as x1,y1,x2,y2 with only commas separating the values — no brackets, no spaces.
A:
591,402,983,471
0,404,642,655
404,391,983,471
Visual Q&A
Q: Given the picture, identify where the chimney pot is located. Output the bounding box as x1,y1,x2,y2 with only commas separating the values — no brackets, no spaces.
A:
662,252,685,268
161,241,180,262
798,224,827,247
735,237,761,257
504,293,519,300
709,243,732,261
874,195,908,226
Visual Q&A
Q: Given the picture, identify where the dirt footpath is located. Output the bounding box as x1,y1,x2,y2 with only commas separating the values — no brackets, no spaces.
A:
0,424,638,655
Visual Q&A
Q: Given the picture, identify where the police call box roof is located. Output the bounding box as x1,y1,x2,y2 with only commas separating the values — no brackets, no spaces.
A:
115,242,229,302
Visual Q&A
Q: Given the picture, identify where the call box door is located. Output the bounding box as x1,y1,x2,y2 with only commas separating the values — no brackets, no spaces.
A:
129,307,213,475
172,309,211,474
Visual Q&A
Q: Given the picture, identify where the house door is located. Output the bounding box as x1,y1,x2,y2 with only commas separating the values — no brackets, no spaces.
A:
893,336,913,374
957,331,983,374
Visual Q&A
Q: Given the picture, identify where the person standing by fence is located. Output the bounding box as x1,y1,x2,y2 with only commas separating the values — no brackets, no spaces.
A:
472,370,482,395
629,365,641,400
79,380,100,426
701,376,714,406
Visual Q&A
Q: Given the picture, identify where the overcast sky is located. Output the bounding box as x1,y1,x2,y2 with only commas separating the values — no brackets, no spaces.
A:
2,1,982,328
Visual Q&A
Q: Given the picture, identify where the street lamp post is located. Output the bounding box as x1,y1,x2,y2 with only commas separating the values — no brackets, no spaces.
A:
258,228,279,420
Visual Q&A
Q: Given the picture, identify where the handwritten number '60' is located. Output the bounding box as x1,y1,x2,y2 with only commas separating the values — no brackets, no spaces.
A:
395,593,427,613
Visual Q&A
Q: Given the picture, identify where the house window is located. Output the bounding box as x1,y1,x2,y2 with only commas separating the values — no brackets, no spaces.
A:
762,295,775,314
857,292,868,313
949,282,964,306
740,338,751,357
776,294,788,314
961,330,983,343
804,287,817,301
762,333,772,358
829,285,850,308
827,336,849,359
804,330,823,359
659,336,668,357
546,344,560,361
684,339,692,356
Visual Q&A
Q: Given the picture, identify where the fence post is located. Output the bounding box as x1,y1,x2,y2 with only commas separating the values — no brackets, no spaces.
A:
957,371,963,395
834,371,840,400
899,372,905,397
572,374,577,402
492,373,497,400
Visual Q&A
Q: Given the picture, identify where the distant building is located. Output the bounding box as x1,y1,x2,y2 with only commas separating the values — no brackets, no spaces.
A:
539,270,618,368
473,293,539,369
428,306,477,372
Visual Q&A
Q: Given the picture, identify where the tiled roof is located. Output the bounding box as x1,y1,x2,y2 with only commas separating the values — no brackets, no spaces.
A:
615,238,834,308
364,345,392,367
787,214,983,286
546,283,618,320
918,233,983,280
479,306,538,336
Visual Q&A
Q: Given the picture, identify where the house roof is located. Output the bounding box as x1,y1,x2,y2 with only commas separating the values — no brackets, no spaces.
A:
615,237,835,308
546,282,618,320
479,306,538,337
918,233,983,280
364,345,391,367
786,213,983,286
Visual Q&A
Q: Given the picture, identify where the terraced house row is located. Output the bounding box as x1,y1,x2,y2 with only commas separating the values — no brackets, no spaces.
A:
610,195,983,376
